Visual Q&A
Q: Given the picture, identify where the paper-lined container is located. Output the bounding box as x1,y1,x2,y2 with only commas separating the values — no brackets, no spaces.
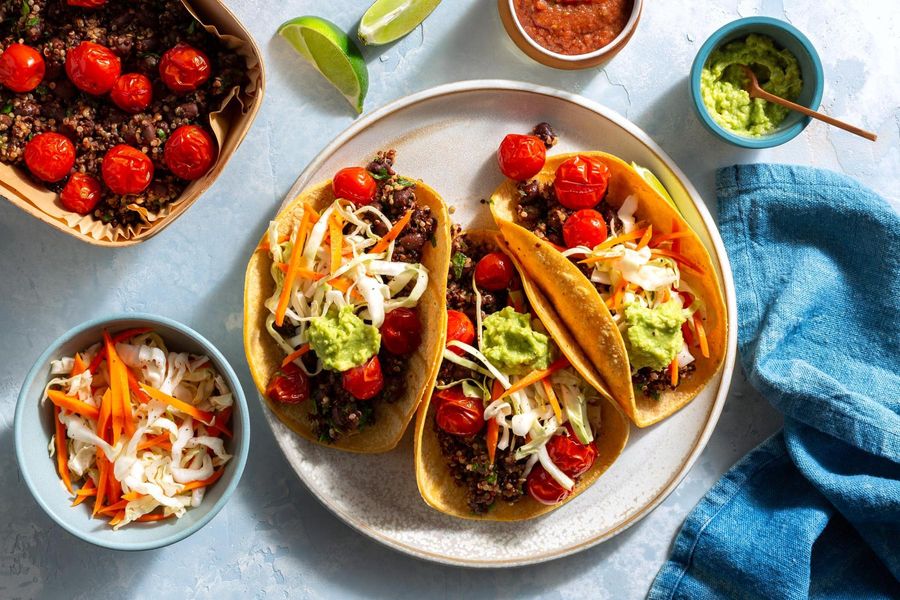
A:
0,0,265,247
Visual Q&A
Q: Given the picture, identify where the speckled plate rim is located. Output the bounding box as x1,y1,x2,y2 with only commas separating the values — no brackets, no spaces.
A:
260,80,738,567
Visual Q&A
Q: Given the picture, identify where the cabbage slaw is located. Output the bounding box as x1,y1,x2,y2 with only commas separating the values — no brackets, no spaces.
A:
45,329,233,529
264,198,429,375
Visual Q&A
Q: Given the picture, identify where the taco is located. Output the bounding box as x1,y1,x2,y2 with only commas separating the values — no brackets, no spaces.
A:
414,230,628,520
491,150,727,427
244,150,451,452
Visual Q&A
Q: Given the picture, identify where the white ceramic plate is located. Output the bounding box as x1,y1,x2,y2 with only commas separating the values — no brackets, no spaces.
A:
260,81,738,567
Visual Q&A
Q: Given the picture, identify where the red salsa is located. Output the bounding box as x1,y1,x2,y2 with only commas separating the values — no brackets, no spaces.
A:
514,0,633,56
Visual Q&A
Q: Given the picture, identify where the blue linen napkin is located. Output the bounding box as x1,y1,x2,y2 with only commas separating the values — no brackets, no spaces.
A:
648,164,900,600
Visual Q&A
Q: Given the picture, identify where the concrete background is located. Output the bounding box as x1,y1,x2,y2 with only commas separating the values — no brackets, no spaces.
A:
1,1,896,598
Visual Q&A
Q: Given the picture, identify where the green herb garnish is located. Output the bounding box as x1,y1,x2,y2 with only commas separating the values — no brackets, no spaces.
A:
395,176,415,188
1,103,13,115
369,167,389,181
156,129,168,141
451,252,468,280
21,1,30,19
25,16,39,28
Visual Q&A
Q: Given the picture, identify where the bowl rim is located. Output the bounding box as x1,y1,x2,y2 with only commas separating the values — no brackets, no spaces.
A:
506,0,643,62
13,312,250,551
689,16,824,149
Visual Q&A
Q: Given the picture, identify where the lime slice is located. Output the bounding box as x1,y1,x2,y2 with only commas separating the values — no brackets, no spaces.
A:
358,0,442,46
631,162,681,214
278,16,369,114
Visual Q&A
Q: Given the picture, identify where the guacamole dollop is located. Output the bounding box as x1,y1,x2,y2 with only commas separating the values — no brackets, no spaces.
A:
307,306,380,372
482,307,551,374
625,300,689,372
700,33,802,137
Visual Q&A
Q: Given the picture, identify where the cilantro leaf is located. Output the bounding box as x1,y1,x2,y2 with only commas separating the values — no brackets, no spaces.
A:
451,252,468,280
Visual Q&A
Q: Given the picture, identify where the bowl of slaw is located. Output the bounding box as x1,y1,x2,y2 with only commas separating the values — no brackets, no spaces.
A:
14,313,249,551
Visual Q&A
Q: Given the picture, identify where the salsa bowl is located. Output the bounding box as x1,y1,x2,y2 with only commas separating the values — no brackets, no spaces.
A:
14,313,250,550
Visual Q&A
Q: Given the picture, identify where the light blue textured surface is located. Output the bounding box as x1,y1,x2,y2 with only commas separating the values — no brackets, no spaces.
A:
1,1,896,598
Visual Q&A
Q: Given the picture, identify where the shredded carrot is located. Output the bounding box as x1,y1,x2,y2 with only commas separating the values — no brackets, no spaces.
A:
71,353,88,377
605,277,628,311
636,225,653,249
96,389,112,442
597,227,648,251
181,468,225,492
125,368,151,403
651,248,703,274
139,383,214,425
694,314,710,358
108,511,126,527
540,377,564,423
93,454,109,516
369,209,413,255
206,406,233,439
71,479,95,507
498,357,570,400
103,331,123,444
53,405,73,495
486,418,499,466
275,207,318,326
490,379,505,401
649,230,692,248
275,262,326,279
137,513,174,522
329,211,343,275
580,253,621,266
137,433,172,451
122,492,144,502
107,459,122,504
47,390,100,421
281,344,310,367
670,356,679,387
99,499,129,515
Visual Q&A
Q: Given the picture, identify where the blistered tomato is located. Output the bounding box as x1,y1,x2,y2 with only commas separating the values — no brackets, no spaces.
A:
0,43,45,93
381,308,422,355
164,125,217,180
563,209,608,249
24,132,76,182
65,41,121,95
101,145,154,195
159,43,211,93
474,252,515,291
266,362,310,404
60,173,102,214
445,310,475,356
546,427,597,478
110,73,153,113
342,356,384,400
553,155,610,210
332,167,377,205
526,465,572,505
435,394,484,436
497,134,546,181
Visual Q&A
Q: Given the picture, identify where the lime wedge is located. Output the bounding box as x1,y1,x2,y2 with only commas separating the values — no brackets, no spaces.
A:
631,162,681,214
278,16,369,114
358,0,442,46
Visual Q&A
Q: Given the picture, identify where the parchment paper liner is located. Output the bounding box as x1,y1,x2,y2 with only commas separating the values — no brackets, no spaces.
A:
0,0,265,246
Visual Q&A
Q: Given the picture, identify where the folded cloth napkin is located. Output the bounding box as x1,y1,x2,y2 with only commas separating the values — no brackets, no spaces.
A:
648,164,900,600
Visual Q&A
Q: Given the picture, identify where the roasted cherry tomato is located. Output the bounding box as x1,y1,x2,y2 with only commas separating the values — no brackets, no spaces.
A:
445,310,475,356
24,132,76,182
0,43,45,93
342,356,384,400
474,251,515,291
266,362,310,404
67,0,107,6
435,394,484,436
432,385,469,404
159,43,211,93
497,134,546,181
164,125,217,180
109,73,152,113
65,41,121,95
60,172,102,214
546,427,597,478
553,155,610,210
101,145,154,195
332,166,377,205
526,465,572,505
563,209,608,249
380,308,422,356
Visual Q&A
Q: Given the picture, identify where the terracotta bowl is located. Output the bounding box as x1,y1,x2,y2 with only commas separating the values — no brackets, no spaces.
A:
498,0,643,70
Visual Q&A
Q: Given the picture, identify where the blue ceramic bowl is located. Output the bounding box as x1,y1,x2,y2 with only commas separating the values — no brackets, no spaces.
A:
690,17,824,148
14,314,250,551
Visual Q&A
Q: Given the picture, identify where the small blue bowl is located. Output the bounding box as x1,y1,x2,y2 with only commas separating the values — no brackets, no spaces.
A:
14,314,250,551
690,16,824,148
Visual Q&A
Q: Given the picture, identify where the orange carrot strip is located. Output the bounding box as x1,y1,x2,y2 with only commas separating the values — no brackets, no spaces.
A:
103,331,123,445
71,479,96,507
275,208,318,326
490,379,505,401
122,492,144,502
107,460,121,504
605,277,627,310
637,225,654,250
96,389,112,442
694,314,710,358
47,390,100,421
71,353,88,377
329,212,343,275
137,513,174,522
180,468,225,492
137,433,171,451
108,510,126,527
99,499,129,515
670,355,679,387
280,344,311,368
486,418,499,467
498,357,571,400
125,369,151,404
540,378,564,423
53,406,74,495
93,454,109,517
139,384,214,425
579,253,622,266
649,230,692,248
369,209,413,255
651,248,703,274
274,263,327,281
597,227,647,251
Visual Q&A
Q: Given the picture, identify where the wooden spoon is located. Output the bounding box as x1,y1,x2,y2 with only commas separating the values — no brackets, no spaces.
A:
739,65,877,141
